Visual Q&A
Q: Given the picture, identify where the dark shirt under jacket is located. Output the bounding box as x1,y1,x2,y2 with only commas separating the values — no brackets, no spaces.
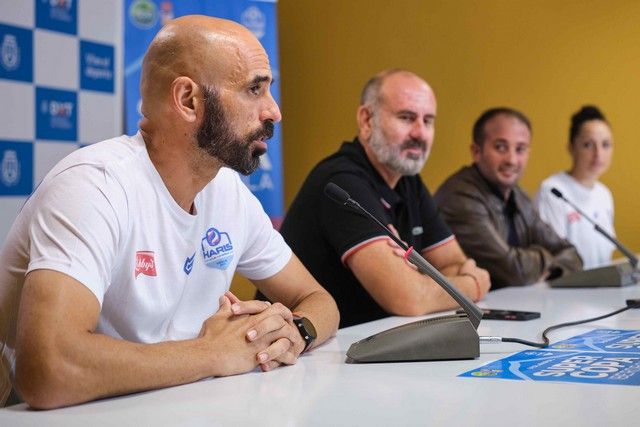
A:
434,165,582,289
278,138,453,328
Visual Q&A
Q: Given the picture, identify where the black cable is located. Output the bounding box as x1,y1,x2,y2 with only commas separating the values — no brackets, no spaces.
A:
496,304,636,348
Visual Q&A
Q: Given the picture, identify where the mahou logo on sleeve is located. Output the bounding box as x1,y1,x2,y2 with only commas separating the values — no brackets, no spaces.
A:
135,251,157,278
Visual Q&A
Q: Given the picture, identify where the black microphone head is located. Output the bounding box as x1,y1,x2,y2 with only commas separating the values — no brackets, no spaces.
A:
324,182,351,205
550,187,563,199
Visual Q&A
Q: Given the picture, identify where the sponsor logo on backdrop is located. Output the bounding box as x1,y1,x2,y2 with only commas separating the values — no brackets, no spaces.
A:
0,141,33,196
36,87,77,141
241,6,266,39
129,0,159,29
135,251,157,278
80,41,115,93
160,1,174,26
1,150,20,187
201,227,234,270
1,34,19,71
36,0,77,34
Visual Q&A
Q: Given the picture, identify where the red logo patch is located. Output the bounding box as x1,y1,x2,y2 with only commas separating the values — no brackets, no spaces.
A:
135,251,157,278
567,211,581,224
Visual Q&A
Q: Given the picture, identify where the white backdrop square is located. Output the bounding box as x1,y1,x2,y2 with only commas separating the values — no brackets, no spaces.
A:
34,29,78,90
79,0,120,43
0,81,34,141
33,141,78,183
79,91,120,144
0,0,34,28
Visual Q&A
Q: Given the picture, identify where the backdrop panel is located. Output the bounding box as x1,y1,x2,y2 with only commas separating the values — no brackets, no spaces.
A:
0,0,123,243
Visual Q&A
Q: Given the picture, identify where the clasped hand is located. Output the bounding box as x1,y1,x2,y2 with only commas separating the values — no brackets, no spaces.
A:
198,291,305,377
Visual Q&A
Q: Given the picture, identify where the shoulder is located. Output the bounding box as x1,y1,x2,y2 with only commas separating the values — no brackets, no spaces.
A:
41,134,146,188
435,166,481,201
539,172,561,188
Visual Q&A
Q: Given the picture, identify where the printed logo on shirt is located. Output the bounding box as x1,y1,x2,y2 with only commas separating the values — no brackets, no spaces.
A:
183,252,195,275
201,227,234,270
567,211,581,224
135,251,157,278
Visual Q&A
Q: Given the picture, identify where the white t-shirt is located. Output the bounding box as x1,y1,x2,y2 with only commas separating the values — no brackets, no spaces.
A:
0,133,291,396
535,171,615,269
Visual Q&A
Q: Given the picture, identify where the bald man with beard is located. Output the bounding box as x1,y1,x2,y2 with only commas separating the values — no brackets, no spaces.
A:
0,16,338,409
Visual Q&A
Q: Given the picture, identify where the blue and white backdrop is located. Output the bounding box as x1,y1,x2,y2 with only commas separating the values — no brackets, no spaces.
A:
0,0,122,242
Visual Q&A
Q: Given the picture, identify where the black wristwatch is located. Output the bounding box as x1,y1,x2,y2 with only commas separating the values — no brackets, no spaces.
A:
292,315,317,353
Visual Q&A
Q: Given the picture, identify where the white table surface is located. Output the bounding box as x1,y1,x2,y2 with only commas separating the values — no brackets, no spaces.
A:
2,283,640,426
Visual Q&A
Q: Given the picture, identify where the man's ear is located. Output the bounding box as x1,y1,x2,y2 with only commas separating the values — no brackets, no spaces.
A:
171,76,200,123
470,143,481,162
356,105,374,142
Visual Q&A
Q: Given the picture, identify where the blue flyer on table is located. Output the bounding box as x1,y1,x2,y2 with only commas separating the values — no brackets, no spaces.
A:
460,329,640,386
548,329,640,353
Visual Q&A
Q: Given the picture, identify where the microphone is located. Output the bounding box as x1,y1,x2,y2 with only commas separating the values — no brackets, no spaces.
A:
324,182,482,362
547,187,639,288
550,187,638,269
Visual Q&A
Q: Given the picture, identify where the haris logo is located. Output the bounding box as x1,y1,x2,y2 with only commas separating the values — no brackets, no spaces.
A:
135,251,157,278
201,227,234,270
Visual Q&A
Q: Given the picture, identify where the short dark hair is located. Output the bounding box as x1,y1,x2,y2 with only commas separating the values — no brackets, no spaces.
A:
569,105,608,144
472,107,531,146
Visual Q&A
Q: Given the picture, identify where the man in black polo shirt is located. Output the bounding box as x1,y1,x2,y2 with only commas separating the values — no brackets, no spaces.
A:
434,108,582,288
278,70,491,328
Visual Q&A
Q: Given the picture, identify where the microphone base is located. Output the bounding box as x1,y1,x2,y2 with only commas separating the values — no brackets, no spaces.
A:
548,261,640,288
346,314,479,363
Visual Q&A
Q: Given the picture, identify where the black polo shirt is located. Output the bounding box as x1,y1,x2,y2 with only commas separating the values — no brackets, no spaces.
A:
279,138,453,328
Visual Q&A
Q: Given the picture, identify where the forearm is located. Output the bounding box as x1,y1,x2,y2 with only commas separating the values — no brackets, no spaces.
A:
15,331,218,409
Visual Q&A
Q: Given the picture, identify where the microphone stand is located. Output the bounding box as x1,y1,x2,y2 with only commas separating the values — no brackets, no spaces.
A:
548,188,640,287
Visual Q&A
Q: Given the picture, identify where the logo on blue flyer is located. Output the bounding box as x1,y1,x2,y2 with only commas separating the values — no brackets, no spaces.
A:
36,87,77,141
129,0,159,29
80,41,114,93
0,141,33,196
36,0,77,35
183,252,195,275
0,24,32,82
201,227,234,270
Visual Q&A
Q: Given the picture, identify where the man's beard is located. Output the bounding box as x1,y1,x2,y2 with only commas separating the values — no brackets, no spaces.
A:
196,86,274,175
368,120,429,176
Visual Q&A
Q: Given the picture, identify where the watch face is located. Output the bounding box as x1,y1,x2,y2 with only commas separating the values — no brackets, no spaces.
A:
300,317,317,339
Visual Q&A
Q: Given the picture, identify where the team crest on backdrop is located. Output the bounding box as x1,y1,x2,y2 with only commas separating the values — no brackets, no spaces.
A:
1,34,19,71
241,6,266,39
1,150,19,187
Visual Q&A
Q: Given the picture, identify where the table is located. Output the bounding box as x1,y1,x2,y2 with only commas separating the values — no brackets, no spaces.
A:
2,283,640,426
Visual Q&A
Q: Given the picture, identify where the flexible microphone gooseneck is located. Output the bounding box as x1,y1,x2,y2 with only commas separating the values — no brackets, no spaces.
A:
324,182,483,328
550,187,638,269
324,182,482,362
